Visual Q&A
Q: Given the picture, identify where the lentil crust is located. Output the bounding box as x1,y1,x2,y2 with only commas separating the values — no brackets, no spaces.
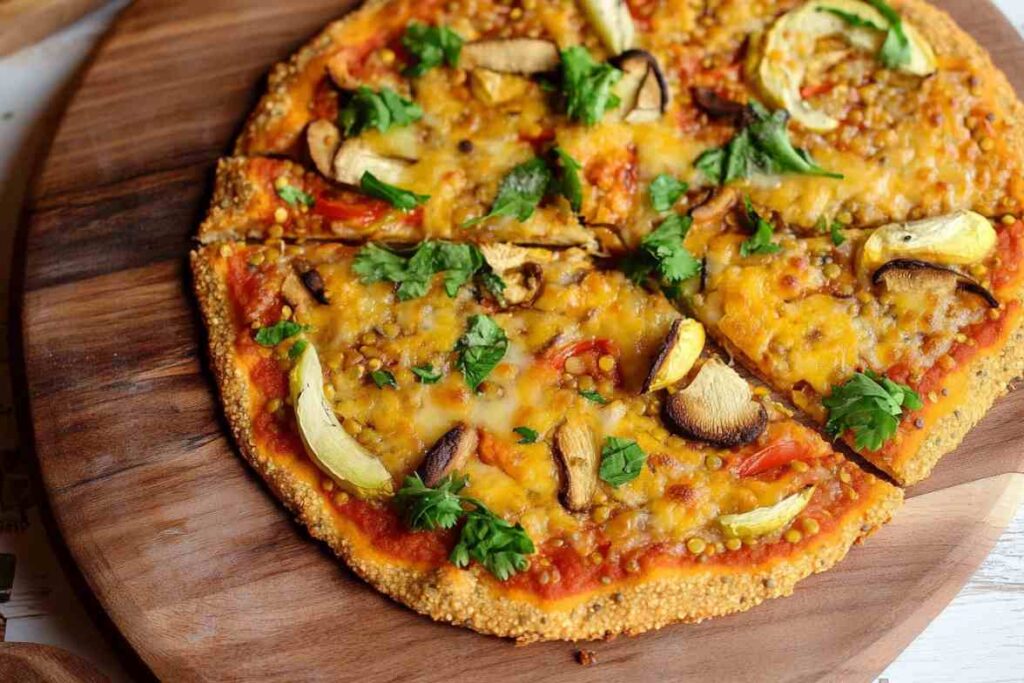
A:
191,247,902,641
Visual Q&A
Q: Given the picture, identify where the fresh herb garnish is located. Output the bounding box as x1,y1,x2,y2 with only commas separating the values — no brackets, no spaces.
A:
360,172,430,211
578,389,608,405
695,101,843,185
353,241,504,301
622,214,702,289
739,196,781,257
560,46,622,126
288,339,309,360
401,22,463,77
254,320,306,346
454,314,508,391
815,216,847,246
394,473,468,530
276,184,315,208
394,475,535,580
370,369,397,389
412,364,443,384
463,157,552,227
551,147,584,213
599,436,647,487
823,371,923,451
450,504,535,581
513,426,540,444
649,174,689,212
339,86,423,137
820,0,912,69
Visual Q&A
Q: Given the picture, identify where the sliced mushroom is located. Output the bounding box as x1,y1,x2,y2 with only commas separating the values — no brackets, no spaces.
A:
610,50,669,123
859,211,997,275
579,0,636,55
333,139,412,187
469,68,532,105
692,88,747,122
553,418,598,512
282,272,315,311
642,319,706,393
307,120,341,178
873,259,998,308
461,38,560,74
480,244,546,307
418,424,478,488
663,359,768,447
301,268,330,305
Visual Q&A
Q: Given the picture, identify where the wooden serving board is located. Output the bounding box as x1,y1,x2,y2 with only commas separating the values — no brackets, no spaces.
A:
0,0,106,56
16,1,1024,680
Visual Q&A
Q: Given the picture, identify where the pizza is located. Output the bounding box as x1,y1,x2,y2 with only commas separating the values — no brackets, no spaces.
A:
190,0,1024,641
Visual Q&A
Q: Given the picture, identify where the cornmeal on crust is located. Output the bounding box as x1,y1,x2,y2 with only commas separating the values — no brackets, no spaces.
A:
190,244,901,641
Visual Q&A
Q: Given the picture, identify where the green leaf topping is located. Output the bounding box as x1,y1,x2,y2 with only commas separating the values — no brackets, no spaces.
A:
394,473,468,530
560,46,622,126
821,1,912,69
454,314,509,391
360,171,430,211
401,22,463,77
412,364,443,384
823,371,923,451
622,214,702,288
695,102,843,185
276,184,315,208
254,320,306,346
551,147,584,213
599,436,647,487
513,426,540,444
353,241,504,301
450,503,535,581
739,197,781,257
463,157,552,227
649,174,689,212
578,389,608,405
288,339,309,360
370,369,397,389
339,86,423,137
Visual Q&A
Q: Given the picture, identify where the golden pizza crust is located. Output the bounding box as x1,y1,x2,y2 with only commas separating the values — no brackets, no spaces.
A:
191,247,902,641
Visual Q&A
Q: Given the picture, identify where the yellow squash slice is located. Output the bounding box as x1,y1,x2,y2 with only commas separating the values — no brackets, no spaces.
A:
859,210,997,275
718,486,815,539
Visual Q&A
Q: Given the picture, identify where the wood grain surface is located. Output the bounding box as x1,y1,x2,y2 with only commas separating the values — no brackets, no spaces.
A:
15,1,1024,681
0,0,106,56
0,643,109,683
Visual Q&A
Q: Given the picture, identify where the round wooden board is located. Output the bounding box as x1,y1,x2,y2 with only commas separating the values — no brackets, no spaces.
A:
16,1,1024,681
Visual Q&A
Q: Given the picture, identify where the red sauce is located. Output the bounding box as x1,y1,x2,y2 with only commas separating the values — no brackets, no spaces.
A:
311,77,340,122
226,252,282,327
339,499,453,565
313,191,393,227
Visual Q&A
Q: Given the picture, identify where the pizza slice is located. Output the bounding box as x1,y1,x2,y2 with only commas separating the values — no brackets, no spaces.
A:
191,238,900,641
687,207,1024,484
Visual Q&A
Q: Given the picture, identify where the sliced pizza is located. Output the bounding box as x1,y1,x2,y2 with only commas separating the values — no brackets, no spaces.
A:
687,208,1024,484
191,239,900,641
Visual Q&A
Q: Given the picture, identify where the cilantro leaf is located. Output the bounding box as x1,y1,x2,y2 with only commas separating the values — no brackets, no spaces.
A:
579,389,608,405
739,196,781,257
412,364,443,384
353,241,495,301
644,215,702,282
339,86,423,137
402,22,463,77
454,315,508,391
276,184,315,208
560,46,622,126
393,473,468,530
831,221,846,246
463,158,552,227
370,369,397,389
450,503,535,581
823,371,922,451
551,147,584,213
254,320,305,346
288,339,308,360
649,174,688,212
819,2,911,68
513,426,539,444
696,102,842,184
360,172,430,211
599,436,647,487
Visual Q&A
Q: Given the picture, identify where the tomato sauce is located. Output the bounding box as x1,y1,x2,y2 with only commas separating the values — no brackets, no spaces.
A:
339,499,454,565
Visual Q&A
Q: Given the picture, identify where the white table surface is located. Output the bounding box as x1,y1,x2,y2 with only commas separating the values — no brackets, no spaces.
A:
0,3,1021,681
